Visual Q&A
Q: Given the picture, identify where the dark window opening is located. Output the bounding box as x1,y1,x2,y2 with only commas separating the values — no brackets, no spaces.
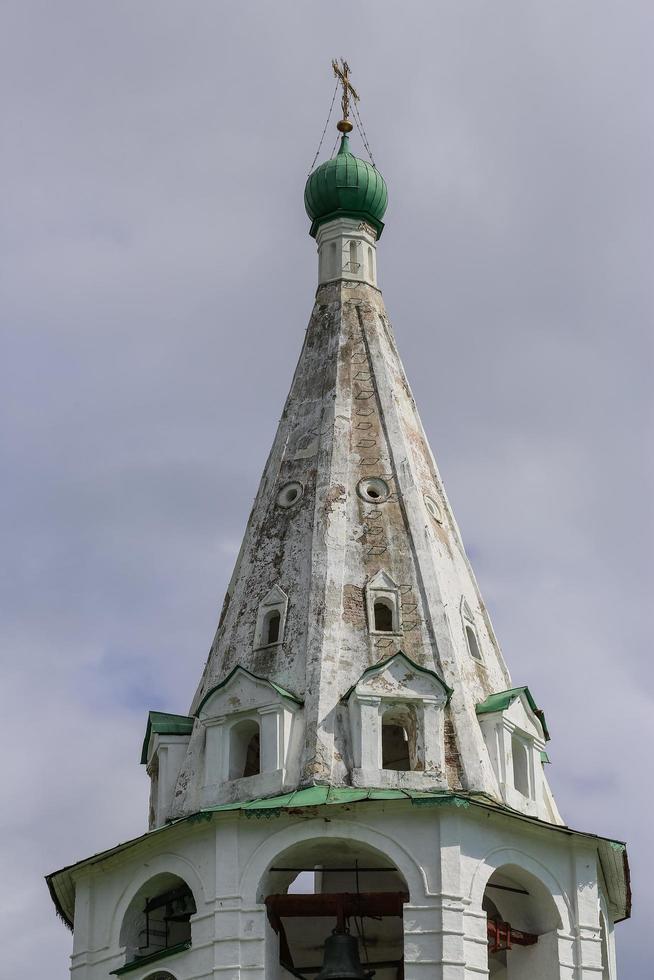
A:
229,719,261,780
266,610,281,645
243,732,261,778
138,883,195,960
374,599,394,632
382,722,411,771
367,487,380,499
466,624,482,661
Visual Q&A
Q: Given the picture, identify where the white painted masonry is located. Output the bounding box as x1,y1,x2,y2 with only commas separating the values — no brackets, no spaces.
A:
64,801,622,980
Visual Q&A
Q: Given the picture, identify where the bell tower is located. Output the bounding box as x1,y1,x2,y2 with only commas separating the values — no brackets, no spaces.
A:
47,62,630,980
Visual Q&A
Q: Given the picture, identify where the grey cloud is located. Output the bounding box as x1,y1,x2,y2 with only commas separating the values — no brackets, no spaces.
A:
1,2,651,977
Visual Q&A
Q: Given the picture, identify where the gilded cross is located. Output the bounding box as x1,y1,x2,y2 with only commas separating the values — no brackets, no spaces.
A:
332,58,359,133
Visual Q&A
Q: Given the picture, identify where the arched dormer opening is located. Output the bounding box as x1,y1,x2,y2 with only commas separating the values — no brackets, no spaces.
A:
374,597,394,632
381,705,413,771
229,718,261,780
512,733,531,797
119,872,196,968
461,599,483,661
264,609,281,645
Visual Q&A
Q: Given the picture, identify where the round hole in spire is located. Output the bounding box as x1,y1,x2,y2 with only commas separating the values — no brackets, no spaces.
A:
357,477,390,504
277,482,304,509
424,494,443,523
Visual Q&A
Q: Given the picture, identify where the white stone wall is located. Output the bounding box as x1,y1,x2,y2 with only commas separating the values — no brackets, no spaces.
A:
68,802,615,980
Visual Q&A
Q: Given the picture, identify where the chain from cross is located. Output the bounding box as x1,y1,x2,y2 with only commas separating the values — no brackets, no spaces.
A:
332,58,359,133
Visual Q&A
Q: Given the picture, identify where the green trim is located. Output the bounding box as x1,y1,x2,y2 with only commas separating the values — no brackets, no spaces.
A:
47,787,631,929
140,711,195,765
110,940,191,975
196,665,303,716
341,650,453,704
476,686,550,741
540,750,551,764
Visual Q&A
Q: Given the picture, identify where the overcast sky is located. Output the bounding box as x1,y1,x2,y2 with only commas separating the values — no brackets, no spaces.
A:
1,2,652,977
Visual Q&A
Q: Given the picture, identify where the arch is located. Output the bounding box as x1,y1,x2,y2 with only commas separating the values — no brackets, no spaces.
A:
261,835,409,980
118,870,197,965
374,597,394,632
329,241,337,278
264,608,281,645
239,819,429,908
468,847,572,936
512,734,530,797
229,718,261,779
109,852,207,952
381,704,414,771
461,598,483,661
368,245,375,281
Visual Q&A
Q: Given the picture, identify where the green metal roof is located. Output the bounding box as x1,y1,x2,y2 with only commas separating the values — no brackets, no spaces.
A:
476,686,550,741
196,664,303,716
140,712,195,765
304,135,388,239
46,786,630,931
341,650,453,704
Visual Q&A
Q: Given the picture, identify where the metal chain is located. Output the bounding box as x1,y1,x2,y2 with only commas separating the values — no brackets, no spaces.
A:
308,80,339,173
352,100,377,168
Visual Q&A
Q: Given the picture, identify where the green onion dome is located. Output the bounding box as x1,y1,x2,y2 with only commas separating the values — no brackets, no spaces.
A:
304,135,388,239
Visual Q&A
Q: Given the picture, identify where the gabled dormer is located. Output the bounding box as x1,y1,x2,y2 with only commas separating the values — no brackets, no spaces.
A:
365,570,402,635
476,687,563,823
197,666,303,806
141,711,195,829
344,651,452,790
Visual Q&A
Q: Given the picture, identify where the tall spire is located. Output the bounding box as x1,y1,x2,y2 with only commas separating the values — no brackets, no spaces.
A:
167,77,562,825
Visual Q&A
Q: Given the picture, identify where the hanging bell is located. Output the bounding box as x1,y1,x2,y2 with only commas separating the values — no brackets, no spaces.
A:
315,931,373,980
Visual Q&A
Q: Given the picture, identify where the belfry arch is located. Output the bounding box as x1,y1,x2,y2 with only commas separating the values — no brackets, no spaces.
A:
480,864,564,979
258,835,410,980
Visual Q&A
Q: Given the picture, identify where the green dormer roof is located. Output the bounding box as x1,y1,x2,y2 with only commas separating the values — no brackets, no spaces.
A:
304,135,388,239
140,711,195,765
476,686,550,741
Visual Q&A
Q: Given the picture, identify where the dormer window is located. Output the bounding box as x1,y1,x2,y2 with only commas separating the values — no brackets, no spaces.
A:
197,665,303,806
254,585,288,650
476,687,555,820
346,651,452,790
366,570,401,635
461,599,483,661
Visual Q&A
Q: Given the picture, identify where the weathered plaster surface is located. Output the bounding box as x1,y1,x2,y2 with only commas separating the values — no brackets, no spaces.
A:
172,278,525,818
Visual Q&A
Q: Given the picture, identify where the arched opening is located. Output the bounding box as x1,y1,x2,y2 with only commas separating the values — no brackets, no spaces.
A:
374,598,394,632
349,239,359,273
265,609,281,645
512,735,530,798
262,837,409,980
381,705,416,772
466,624,482,661
482,865,562,979
329,241,337,278
229,719,261,780
368,246,374,281
119,873,196,967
